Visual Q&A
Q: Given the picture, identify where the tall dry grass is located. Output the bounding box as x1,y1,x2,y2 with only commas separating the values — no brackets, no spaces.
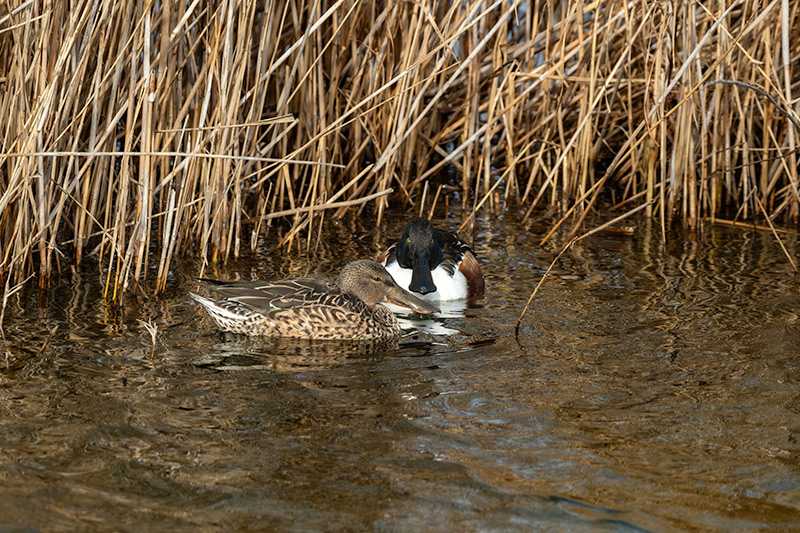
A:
0,0,797,299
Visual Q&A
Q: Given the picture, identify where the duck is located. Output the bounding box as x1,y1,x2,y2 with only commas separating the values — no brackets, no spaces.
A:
190,260,440,340
379,217,485,301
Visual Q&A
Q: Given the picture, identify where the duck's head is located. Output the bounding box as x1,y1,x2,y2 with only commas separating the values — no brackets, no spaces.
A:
336,260,440,314
395,218,443,295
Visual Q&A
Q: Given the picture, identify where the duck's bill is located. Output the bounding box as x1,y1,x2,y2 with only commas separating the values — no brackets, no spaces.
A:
410,254,437,295
386,286,440,314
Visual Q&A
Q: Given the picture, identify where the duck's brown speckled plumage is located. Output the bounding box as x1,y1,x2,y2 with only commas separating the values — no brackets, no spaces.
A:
191,260,438,340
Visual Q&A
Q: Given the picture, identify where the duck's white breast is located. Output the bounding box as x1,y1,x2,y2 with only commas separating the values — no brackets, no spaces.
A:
384,261,467,301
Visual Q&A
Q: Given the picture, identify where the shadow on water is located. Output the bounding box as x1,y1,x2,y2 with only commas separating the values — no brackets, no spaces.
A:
2,213,800,531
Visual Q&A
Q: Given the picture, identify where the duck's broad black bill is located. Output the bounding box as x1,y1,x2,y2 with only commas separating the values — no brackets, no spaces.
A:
410,251,438,294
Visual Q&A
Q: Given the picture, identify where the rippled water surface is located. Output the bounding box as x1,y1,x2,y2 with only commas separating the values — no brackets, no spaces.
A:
2,214,800,531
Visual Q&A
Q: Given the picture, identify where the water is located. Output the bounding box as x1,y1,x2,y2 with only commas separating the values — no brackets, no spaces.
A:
2,214,800,531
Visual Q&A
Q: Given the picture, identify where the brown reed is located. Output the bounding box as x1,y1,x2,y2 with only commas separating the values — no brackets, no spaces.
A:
0,0,797,300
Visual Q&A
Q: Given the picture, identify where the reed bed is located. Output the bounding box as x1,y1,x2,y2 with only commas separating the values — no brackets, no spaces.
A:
0,0,797,299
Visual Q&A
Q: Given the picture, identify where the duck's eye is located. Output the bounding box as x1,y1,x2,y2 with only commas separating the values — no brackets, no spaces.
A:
407,237,411,243
372,276,382,282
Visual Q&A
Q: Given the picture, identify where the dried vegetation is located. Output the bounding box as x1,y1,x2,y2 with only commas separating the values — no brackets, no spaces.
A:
0,0,798,299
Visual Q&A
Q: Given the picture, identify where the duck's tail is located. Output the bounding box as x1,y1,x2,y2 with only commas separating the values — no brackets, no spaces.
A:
190,292,265,334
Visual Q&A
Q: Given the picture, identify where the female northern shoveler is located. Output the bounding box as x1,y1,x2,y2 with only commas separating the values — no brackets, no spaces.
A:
379,217,485,301
190,260,439,340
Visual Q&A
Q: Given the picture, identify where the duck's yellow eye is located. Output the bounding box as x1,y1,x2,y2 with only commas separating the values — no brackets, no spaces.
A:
407,237,411,243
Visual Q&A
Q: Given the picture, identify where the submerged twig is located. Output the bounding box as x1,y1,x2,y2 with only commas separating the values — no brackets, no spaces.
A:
138,319,160,370
711,218,800,235
39,326,59,355
560,200,655,252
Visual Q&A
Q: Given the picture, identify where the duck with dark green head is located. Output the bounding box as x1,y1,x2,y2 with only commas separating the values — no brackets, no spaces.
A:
379,218,485,301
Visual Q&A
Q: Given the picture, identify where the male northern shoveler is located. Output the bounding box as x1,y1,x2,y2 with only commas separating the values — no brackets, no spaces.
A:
190,260,439,340
379,217,485,301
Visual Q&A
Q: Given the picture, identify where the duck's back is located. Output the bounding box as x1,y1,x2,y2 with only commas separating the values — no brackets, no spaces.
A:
192,277,400,340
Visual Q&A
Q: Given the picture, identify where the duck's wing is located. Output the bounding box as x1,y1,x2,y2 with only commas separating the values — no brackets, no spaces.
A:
433,228,475,275
196,277,337,312
433,229,485,296
378,243,397,265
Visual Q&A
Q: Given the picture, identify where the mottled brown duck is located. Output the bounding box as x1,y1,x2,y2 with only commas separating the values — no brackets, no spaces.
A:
191,260,439,340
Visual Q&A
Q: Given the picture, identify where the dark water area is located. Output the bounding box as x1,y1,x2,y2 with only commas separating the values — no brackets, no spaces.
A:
2,212,800,532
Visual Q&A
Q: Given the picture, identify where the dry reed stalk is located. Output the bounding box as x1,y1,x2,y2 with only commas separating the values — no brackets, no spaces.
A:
0,0,797,301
